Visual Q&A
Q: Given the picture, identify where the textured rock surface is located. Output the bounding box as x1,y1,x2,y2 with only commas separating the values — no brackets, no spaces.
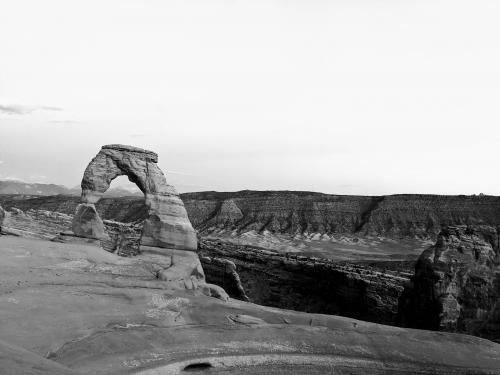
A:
183,191,500,239
1,235,500,374
1,208,73,239
73,144,197,251
72,203,109,239
399,226,500,340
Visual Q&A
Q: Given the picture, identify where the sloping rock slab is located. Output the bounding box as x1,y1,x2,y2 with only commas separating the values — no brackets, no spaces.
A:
1,236,499,374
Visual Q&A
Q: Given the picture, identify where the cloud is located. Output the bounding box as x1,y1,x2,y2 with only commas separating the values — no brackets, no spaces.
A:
48,120,80,125
130,134,146,138
0,161,4,165
0,104,63,115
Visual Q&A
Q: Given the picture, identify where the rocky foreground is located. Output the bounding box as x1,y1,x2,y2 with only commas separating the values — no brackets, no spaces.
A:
1,235,500,374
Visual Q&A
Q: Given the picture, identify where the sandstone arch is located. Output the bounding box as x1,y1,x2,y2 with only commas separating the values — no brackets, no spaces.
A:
72,144,197,251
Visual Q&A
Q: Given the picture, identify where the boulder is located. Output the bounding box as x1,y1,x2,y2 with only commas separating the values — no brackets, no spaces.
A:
72,203,109,240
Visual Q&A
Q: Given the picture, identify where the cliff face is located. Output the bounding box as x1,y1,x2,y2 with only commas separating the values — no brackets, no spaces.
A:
2,192,500,240
198,238,409,325
399,226,500,340
184,191,500,239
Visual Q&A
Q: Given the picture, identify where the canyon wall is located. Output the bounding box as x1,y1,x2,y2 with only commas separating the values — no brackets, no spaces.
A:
398,226,500,340
199,238,409,325
183,191,500,239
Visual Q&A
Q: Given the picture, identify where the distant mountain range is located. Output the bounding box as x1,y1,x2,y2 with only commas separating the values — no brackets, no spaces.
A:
0,180,142,197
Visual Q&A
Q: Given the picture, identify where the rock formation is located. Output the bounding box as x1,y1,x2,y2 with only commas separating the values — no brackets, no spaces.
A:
0,205,5,232
72,144,197,251
398,226,500,340
182,191,500,239
69,144,228,300
199,239,408,325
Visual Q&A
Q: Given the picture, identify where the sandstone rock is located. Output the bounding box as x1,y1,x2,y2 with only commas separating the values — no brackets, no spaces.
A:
72,203,109,240
398,225,500,340
3,235,499,374
72,144,197,251
214,199,244,226
201,283,230,302
182,191,500,239
0,205,5,232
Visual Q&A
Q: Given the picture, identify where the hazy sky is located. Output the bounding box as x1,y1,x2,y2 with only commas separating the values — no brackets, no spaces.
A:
1,0,499,195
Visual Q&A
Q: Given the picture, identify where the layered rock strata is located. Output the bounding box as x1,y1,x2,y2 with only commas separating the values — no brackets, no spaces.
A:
398,226,500,340
183,191,500,239
3,192,500,240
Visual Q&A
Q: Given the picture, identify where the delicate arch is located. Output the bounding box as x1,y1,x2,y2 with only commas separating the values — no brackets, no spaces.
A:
72,144,197,251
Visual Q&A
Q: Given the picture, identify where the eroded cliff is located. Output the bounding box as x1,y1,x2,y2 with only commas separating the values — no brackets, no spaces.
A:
2,191,500,240
399,225,500,340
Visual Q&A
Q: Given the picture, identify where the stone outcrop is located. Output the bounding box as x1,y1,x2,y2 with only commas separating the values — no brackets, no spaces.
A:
398,226,500,340
0,205,5,232
72,144,197,251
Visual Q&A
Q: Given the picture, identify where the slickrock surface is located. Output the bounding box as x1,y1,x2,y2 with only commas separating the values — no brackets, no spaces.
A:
73,144,197,251
1,235,500,374
399,225,500,341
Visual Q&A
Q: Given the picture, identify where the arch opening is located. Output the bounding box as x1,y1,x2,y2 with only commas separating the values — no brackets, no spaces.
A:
105,175,142,198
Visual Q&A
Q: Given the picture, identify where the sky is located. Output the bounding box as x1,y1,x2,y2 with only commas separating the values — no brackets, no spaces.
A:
1,0,499,195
